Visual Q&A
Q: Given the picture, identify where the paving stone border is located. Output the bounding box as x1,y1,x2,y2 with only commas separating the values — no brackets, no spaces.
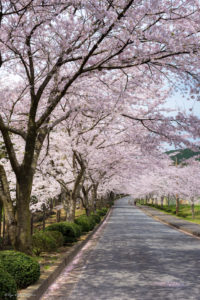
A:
138,205,200,238
17,208,113,300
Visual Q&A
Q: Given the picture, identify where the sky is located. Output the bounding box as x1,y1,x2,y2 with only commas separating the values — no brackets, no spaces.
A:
162,90,200,151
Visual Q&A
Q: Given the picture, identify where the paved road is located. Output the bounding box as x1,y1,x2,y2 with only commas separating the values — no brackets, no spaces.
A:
41,197,200,300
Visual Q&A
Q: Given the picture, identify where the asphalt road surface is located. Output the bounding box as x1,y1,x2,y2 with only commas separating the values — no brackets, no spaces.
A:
41,197,200,300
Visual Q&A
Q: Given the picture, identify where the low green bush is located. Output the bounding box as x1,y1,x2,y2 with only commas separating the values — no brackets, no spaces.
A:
74,215,90,232
177,213,189,218
75,215,98,232
96,207,108,217
90,213,101,224
0,251,40,289
32,231,61,256
0,266,17,300
87,215,96,230
46,222,82,244
45,231,64,247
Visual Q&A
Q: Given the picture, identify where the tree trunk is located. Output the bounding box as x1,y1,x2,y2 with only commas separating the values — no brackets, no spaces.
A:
64,193,76,222
191,200,195,219
0,164,17,248
82,186,91,216
42,204,46,231
0,199,2,237
167,194,170,207
161,196,164,209
68,194,76,222
176,195,179,216
15,178,32,254
56,210,61,222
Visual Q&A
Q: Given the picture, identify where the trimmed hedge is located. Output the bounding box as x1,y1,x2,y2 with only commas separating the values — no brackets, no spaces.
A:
74,215,90,232
90,213,101,224
0,251,40,289
46,222,82,244
75,215,97,232
96,207,108,217
32,230,63,256
87,215,96,230
0,266,17,300
45,230,64,247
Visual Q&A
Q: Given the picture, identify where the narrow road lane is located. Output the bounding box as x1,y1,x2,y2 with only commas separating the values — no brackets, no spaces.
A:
41,197,200,300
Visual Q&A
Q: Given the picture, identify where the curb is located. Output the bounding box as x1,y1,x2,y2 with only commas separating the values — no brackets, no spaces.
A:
138,206,200,239
17,208,113,300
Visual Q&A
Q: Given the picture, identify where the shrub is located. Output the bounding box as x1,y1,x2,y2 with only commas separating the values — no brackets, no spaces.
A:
46,222,82,244
75,215,97,232
70,223,82,238
45,231,64,247
75,215,91,232
90,213,101,224
87,215,96,230
0,266,17,300
101,207,108,215
0,251,40,289
96,207,108,217
32,231,60,256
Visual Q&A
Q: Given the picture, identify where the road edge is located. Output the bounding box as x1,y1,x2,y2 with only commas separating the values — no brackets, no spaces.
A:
138,205,200,239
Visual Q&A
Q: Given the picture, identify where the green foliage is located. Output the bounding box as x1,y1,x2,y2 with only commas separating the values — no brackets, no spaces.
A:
74,214,99,232
0,266,17,300
32,231,62,256
0,251,40,289
166,148,200,164
74,215,91,232
45,231,64,247
46,222,82,244
96,207,108,217
90,213,101,224
87,215,97,229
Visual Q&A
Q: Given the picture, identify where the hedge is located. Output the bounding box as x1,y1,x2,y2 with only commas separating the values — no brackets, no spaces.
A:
45,230,64,247
0,251,40,289
0,266,17,300
96,207,108,217
74,215,90,232
32,230,63,256
46,222,82,244
90,213,101,224
75,215,97,232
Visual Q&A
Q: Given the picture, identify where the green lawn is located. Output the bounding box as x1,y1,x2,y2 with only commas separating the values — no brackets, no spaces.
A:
143,204,200,225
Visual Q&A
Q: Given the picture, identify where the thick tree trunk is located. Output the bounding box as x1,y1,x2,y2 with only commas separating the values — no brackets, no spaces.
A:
16,201,32,253
67,195,76,222
82,185,95,216
63,193,76,222
61,188,76,222
15,174,33,254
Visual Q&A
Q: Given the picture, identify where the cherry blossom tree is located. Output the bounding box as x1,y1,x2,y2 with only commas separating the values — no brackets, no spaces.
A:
0,0,200,253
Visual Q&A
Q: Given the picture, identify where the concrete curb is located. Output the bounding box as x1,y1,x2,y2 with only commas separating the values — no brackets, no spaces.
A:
17,208,113,300
138,205,200,239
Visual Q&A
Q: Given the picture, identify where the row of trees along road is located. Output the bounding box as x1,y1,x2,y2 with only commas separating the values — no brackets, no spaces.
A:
131,156,200,218
0,1,200,254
